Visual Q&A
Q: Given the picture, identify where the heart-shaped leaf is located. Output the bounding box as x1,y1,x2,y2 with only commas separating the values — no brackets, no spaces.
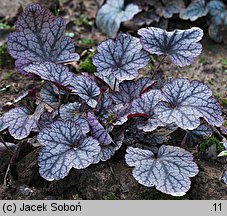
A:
96,0,140,38
38,120,100,180
70,75,100,108
8,4,79,69
2,105,44,139
125,145,198,196
93,33,150,82
131,89,164,132
24,62,74,86
155,79,223,130
180,0,208,21
138,27,203,66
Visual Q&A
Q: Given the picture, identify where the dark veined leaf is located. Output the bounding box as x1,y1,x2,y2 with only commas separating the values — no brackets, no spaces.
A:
138,27,203,67
38,110,55,130
156,0,185,18
2,105,44,139
59,102,90,134
60,102,82,120
87,112,113,146
93,33,150,82
38,83,62,110
95,72,121,91
24,62,74,86
178,123,213,146
70,75,100,108
96,0,140,38
109,78,156,126
8,4,79,68
93,129,124,164
188,123,213,137
131,89,164,132
180,0,208,21
112,77,156,105
155,79,223,130
38,120,100,180
125,145,198,196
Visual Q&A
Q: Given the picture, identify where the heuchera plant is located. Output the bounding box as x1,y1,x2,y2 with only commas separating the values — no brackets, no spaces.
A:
1,3,226,197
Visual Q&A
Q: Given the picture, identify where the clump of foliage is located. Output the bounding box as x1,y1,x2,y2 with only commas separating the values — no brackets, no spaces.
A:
79,52,96,73
96,0,227,43
0,4,226,197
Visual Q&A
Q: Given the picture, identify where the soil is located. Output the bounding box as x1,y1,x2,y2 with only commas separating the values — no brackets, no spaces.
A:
0,0,227,200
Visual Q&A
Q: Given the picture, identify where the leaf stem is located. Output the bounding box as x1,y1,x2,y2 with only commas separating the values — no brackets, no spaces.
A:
113,78,117,91
153,55,167,78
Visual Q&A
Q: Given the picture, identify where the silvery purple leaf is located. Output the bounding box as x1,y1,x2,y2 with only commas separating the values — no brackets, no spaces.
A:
60,102,82,120
70,75,100,108
8,4,79,67
181,123,213,146
24,62,74,86
112,77,156,105
155,79,223,130
3,105,44,139
87,112,113,146
15,59,31,75
180,0,208,21
93,33,150,81
59,102,90,134
93,129,124,164
39,83,60,109
131,90,164,132
38,111,55,130
96,92,113,117
38,120,100,180
189,123,213,137
138,27,203,67
125,145,199,196
95,72,121,90
96,0,140,38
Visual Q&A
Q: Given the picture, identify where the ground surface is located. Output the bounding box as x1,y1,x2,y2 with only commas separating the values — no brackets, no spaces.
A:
0,0,227,200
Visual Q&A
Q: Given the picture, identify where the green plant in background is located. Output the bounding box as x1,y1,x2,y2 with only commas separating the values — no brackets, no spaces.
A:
199,136,224,156
74,14,93,27
105,192,117,200
79,52,96,73
0,23,11,30
78,38,96,45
